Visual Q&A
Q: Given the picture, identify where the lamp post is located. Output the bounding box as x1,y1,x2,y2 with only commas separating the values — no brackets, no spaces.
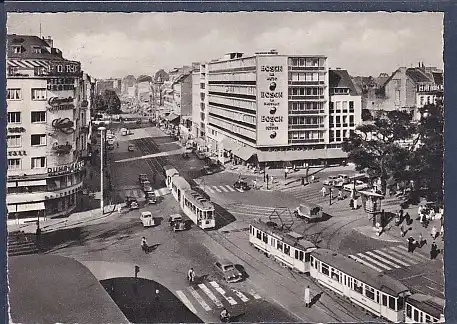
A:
98,126,106,215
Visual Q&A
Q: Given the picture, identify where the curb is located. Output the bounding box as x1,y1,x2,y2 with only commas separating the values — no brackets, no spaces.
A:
353,227,402,243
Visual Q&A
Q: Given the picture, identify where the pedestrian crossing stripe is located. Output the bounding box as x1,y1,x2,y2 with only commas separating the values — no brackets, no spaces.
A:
357,253,392,271
213,186,222,193
200,185,240,194
365,251,401,269
370,250,411,267
231,288,249,302
198,283,224,308
250,290,262,299
176,290,197,313
188,286,211,311
390,246,426,263
124,187,169,198
396,245,430,262
381,248,418,265
209,281,237,305
349,255,383,272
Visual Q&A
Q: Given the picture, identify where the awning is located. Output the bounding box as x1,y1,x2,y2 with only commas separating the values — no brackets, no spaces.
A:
15,202,45,212
165,113,180,122
257,149,348,162
194,138,206,147
7,205,17,213
220,138,238,151
233,146,256,161
17,180,47,187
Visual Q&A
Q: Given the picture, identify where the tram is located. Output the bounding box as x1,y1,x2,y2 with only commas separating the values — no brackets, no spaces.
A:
169,171,215,230
405,294,445,323
249,221,316,273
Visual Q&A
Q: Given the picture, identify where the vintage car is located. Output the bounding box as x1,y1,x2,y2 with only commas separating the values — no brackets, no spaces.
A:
294,202,324,223
138,174,149,184
234,180,250,191
125,196,139,210
215,259,243,283
140,211,156,227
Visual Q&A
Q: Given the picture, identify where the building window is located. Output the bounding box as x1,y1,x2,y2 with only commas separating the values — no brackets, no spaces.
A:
33,46,42,54
7,135,21,148
329,102,334,112
7,88,22,100
31,157,46,169
31,111,46,123
12,45,22,54
349,101,354,112
349,115,354,126
31,134,47,146
8,158,21,170
31,88,47,100
7,112,21,123
335,101,341,112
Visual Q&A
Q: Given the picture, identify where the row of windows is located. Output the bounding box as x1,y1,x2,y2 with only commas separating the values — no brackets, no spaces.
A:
289,102,325,111
208,58,256,72
289,57,324,67
209,96,257,112
331,88,350,95
7,88,47,101
208,71,257,82
289,116,324,125
311,256,402,311
406,304,439,323
8,173,83,194
330,101,355,111
290,87,325,96
290,72,325,82
210,106,256,125
209,84,256,96
8,157,46,170
250,226,311,262
329,115,354,126
7,134,47,147
7,111,46,124
329,130,354,143
289,131,324,140
208,123,256,145
209,116,256,140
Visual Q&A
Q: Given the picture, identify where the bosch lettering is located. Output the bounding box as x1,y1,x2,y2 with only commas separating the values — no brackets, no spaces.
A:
261,92,283,99
261,116,283,123
261,66,283,73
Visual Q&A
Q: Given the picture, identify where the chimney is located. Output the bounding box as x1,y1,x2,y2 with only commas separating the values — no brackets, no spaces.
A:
43,36,53,48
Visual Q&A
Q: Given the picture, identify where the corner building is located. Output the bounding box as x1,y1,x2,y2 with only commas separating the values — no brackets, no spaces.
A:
205,51,354,167
6,34,89,224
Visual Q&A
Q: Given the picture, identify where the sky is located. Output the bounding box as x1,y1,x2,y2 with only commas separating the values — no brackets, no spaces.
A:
7,12,443,79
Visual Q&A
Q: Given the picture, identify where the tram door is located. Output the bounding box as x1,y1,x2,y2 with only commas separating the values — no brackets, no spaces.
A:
380,293,389,318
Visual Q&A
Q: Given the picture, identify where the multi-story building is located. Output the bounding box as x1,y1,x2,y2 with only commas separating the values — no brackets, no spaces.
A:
79,72,95,159
153,69,169,107
328,69,362,147
95,78,121,95
137,75,152,103
6,34,88,224
200,51,358,167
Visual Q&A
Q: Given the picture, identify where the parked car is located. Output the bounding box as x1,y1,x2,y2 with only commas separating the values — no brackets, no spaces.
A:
334,174,350,187
120,128,128,136
143,181,153,193
323,175,339,186
234,180,250,191
138,173,149,184
146,192,157,204
294,202,324,223
169,214,186,232
128,144,135,151
128,130,134,135
343,180,370,192
125,196,139,210
140,211,156,227
215,259,243,283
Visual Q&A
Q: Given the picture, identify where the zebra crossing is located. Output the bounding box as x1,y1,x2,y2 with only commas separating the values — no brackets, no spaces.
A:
121,187,170,199
200,185,243,194
349,244,431,273
176,281,261,313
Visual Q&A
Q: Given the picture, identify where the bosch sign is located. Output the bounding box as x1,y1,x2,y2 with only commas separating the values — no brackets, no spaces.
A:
260,65,283,73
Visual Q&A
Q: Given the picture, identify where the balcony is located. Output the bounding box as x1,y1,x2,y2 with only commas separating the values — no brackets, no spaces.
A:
288,81,326,86
289,138,325,144
288,95,325,100
289,110,325,115
289,124,325,130
52,142,73,155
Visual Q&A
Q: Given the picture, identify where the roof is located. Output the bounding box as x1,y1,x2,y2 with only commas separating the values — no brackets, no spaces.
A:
311,249,409,296
163,165,175,172
184,189,214,210
7,34,65,60
406,68,433,83
251,220,316,251
165,168,179,177
329,69,359,95
165,113,180,122
171,176,191,190
407,294,444,319
432,72,443,85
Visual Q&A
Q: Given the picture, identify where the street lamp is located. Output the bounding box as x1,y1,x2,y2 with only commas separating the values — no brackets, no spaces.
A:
98,126,106,215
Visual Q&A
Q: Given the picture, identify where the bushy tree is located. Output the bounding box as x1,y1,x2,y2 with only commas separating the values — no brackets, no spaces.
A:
93,90,121,114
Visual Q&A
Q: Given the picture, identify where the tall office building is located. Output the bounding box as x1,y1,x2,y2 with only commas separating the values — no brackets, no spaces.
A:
6,34,90,224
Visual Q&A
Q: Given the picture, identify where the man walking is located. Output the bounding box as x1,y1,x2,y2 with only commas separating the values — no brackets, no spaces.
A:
431,225,437,239
430,241,438,260
321,186,327,197
304,286,311,308
187,268,195,283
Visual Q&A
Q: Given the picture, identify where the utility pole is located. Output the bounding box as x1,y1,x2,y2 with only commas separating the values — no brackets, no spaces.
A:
98,126,106,215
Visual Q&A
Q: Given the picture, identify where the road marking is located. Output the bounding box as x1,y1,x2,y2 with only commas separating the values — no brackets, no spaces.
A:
381,248,418,264
231,288,249,302
235,188,243,192
250,289,261,299
224,185,236,192
357,253,392,270
205,186,215,193
371,250,412,267
209,281,237,305
396,245,430,261
349,255,383,272
365,251,401,268
391,246,427,263
198,283,224,308
218,186,229,193
188,286,211,311
213,186,222,193
176,290,197,314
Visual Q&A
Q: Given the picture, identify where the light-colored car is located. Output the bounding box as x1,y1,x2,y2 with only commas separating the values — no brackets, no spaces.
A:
215,259,243,283
334,174,350,187
120,128,128,136
140,211,155,227
128,144,135,151
343,180,370,192
323,175,339,186
143,180,153,193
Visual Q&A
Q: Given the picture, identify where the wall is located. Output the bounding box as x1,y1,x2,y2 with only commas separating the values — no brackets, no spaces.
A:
180,74,193,116
191,71,201,138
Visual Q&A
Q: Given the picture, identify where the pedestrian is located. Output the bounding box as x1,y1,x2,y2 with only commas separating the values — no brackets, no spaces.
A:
304,286,311,308
117,204,122,214
400,225,405,237
321,186,327,197
353,198,358,210
141,237,148,253
405,212,411,225
407,237,414,253
418,233,423,248
284,169,288,180
349,198,354,210
311,175,315,183
117,142,119,148
430,241,438,260
187,268,195,283
431,225,437,239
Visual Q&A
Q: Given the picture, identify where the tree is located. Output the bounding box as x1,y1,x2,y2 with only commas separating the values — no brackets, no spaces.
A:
93,90,121,114
342,110,416,193
361,109,373,121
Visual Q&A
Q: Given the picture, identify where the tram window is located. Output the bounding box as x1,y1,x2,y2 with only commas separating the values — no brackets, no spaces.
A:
420,312,423,322
277,241,283,250
249,226,252,234
284,244,290,255
271,238,275,247
382,294,387,306
315,260,319,270
397,297,404,310
406,304,412,318
330,268,340,282
349,277,352,288
388,296,396,310
301,251,306,261
376,291,379,304
353,280,363,294
365,286,375,300
295,250,299,259
262,233,268,243
256,230,262,240
321,263,329,276
425,314,431,322
310,256,314,267
413,309,419,322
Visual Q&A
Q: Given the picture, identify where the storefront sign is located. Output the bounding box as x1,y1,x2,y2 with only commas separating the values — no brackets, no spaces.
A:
8,127,26,133
48,61,81,76
8,150,27,156
417,84,443,93
256,56,288,146
47,161,84,176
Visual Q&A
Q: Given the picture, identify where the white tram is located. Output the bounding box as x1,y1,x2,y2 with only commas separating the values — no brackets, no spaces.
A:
405,294,445,323
249,221,316,273
169,172,215,230
165,167,179,189
310,249,410,323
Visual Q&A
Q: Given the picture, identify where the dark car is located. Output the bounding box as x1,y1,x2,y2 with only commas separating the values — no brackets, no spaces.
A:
125,196,139,210
143,181,153,193
215,259,243,283
234,180,249,191
146,192,157,204
138,174,149,184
